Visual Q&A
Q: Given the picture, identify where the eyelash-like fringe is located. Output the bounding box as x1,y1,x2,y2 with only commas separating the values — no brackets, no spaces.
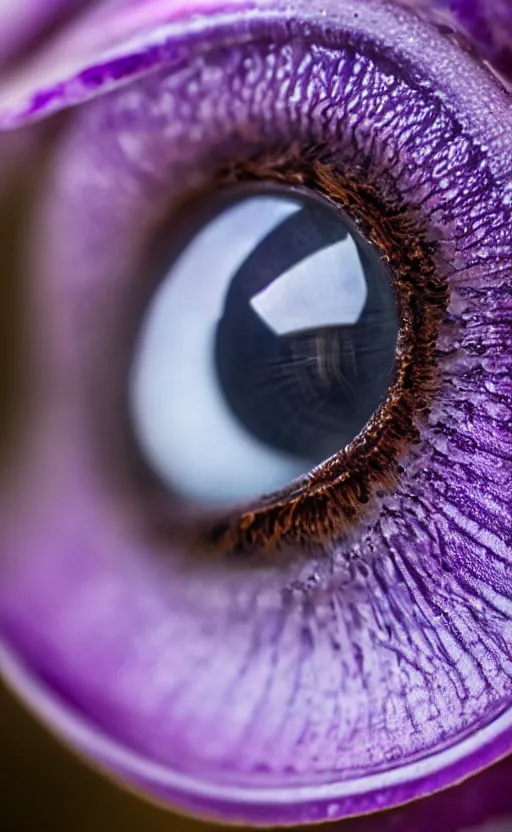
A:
184,149,450,556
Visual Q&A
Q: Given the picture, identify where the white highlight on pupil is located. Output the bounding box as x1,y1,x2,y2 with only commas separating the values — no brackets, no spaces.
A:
130,195,311,505
250,236,367,335
130,193,370,506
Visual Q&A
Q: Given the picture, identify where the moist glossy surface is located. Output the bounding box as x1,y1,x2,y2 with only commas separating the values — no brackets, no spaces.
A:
0,0,510,826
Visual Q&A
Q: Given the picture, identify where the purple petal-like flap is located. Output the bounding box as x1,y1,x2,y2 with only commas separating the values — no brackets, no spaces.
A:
0,0,510,826
0,1,104,189
0,0,262,127
2,636,512,828
0,0,511,129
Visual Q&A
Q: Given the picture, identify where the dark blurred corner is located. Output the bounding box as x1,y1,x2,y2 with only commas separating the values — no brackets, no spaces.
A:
0,680,219,832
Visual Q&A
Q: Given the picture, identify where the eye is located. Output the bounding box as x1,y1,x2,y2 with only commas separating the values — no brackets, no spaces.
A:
130,185,398,506
0,1,511,827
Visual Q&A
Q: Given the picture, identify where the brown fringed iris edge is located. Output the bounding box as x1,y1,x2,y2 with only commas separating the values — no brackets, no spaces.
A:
192,150,447,554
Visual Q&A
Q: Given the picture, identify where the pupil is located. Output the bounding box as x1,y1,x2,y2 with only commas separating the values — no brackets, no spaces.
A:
129,184,400,506
215,192,398,463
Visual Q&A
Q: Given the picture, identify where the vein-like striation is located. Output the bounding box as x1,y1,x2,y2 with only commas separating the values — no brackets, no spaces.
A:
0,3,510,825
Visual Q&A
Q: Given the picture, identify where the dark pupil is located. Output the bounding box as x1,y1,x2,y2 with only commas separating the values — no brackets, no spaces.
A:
215,194,398,463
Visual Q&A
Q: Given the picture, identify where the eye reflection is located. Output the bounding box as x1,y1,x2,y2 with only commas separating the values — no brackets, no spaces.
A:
0,0,510,825
130,185,398,507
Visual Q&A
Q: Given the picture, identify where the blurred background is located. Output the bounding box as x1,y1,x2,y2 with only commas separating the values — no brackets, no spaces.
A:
0,680,219,831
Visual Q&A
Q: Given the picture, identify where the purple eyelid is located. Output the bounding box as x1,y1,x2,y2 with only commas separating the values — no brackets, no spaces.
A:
0,0,262,127
0,0,511,129
0,0,511,828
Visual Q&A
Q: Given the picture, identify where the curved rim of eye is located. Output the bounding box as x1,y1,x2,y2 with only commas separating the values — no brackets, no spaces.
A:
0,0,511,827
1,638,512,826
1,0,511,129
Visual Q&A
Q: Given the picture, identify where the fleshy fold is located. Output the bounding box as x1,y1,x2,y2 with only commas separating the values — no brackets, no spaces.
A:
0,0,262,127
0,0,511,828
0,0,98,191
0,0,511,128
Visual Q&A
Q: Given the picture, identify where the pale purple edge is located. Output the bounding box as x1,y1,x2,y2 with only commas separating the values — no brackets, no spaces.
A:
0,0,511,826
2,621,512,825
0,0,511,129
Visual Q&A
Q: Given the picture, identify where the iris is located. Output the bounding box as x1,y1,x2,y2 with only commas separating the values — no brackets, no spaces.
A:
130,184,398,506
0,1,510,830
